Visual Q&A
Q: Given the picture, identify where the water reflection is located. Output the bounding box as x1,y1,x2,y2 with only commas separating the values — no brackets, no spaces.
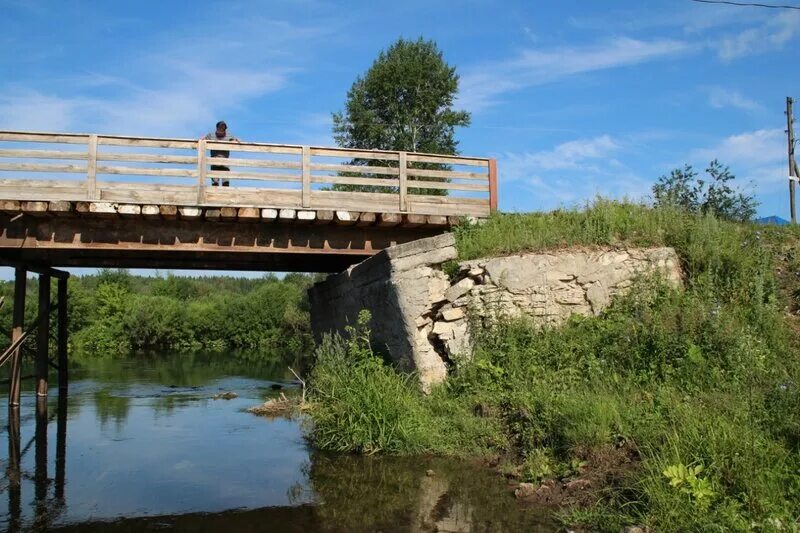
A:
1,353,555,532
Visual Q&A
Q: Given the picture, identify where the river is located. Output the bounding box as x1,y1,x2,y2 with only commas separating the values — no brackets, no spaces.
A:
0,353,556,532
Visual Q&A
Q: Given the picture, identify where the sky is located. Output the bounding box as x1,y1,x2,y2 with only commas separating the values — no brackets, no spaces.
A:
1,0,798,277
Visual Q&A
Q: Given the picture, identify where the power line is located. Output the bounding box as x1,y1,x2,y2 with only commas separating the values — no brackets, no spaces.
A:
689,0,800,9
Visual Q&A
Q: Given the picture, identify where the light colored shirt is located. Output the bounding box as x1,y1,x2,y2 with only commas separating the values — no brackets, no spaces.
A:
205,132,236,158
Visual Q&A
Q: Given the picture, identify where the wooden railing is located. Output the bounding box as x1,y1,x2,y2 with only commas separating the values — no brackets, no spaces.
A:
0,131,497,217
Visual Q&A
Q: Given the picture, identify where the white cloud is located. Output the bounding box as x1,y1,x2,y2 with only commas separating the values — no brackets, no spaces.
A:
715,11,800,60
689,129,786,194
503,135,621,173
497,135,651,211
691,129,784,167
706,86,762,113
458,37,693,112
0,91,79,131
0,17,329,137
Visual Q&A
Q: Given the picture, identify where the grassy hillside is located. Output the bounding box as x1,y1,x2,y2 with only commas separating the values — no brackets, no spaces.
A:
307,201,800,531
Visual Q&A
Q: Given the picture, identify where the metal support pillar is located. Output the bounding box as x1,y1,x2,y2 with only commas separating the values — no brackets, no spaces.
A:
9,268,26,407
57,277,68,392
36,274,50,398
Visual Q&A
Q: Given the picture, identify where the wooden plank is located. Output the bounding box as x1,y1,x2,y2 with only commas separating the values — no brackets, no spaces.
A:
488,158,498,212
356,212,376,227
89,202,117,217
399,151,407,212
406,168,489,180
205,142,302,155
87,134,98,200
204,208,222,221
178,206,202,219
403,214,427,228
279,209,297,221
407,197,490,217
96,182,195,192
0,178,84,188
314,210,334,225
302,146,311,208
142,205,161,219
310,176,398,188
0,200,21,214
0,149,89,160
206,171,301,182
310,163,399,176
97,153,197,164
220,207,238,221
160,205,178,219
405,153,489,167
297,210,316,223
0,132,89,144
96,165,196,178
98,137,195,149
335,211,359,226
378,212,402,227
206,157,301,170
261,208,279,222
22,201,49,216
48,201,72,216
99,188,197,205
117,204,142,217
237,207,260,221
310,147,400,161
406,180,489,192
426,215,449,227
0,162,87,173
75,202,90,215
204,188,302,208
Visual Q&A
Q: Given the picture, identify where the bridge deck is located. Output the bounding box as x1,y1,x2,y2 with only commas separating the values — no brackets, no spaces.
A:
0,130,496,272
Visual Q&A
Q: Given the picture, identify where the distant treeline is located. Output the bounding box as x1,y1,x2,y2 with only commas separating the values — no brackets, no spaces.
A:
0,269,320,362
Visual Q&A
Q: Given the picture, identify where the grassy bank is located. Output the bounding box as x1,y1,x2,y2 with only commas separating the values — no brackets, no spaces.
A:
0,270,317,363
307,201,800,531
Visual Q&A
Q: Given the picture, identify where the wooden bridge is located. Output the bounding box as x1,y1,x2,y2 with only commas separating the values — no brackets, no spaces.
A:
0,130,497,273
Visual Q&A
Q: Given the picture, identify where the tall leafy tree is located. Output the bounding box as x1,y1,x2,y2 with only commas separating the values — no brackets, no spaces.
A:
332,37,470,194
652,160,757,222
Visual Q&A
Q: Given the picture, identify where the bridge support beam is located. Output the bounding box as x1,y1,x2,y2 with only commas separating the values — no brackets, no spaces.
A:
58,277,68,392
36,274,50,398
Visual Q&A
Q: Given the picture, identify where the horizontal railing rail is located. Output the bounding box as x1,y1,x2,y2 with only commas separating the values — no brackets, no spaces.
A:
0,130,497,217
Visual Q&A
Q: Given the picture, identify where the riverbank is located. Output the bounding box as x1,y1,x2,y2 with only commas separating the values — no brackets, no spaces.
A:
305,201,800,531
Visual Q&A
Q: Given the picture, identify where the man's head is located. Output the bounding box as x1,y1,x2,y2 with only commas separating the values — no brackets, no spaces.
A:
215,121,227,137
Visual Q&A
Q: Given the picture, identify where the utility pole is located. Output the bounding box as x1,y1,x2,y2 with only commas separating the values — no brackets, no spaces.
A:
787,97,797,224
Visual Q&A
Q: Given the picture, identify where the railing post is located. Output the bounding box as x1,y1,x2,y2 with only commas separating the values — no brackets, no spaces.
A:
399,151,408,212
86,134,98,200
302,146,311,208
9,268,25,407
488,158,498,213
197,138,207,204
36,274,50,398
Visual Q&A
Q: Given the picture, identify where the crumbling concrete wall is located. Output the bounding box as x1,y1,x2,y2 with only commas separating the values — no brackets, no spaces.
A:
309,234,682,391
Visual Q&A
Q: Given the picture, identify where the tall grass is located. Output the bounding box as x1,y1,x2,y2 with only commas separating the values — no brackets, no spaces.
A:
307,201,800,530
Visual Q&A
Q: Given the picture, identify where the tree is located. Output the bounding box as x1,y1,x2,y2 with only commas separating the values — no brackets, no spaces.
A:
332,37,470,194
652,160,757,222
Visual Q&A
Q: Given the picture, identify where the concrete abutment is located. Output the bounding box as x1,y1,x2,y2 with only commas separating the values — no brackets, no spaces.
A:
309,234,683,391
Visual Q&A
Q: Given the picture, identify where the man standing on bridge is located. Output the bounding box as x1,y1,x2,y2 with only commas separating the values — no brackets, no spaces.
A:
203,121,240,186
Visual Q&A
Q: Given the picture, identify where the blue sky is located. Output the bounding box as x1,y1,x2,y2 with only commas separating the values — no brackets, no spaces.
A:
1,0,798,276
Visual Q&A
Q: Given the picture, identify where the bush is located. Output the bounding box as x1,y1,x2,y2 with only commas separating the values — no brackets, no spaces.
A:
307,201,800,530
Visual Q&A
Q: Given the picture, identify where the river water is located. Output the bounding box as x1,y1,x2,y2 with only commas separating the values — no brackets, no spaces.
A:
0,353,555,532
